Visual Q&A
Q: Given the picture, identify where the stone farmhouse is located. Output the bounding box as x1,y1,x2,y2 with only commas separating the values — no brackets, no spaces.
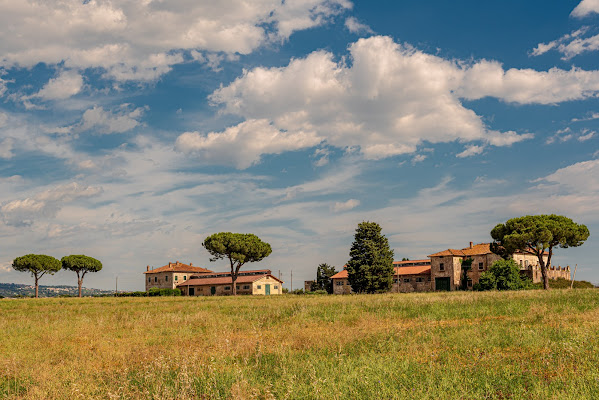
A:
331,259,432,294
330,242,571,293
144,261,283,296
144,261,213,291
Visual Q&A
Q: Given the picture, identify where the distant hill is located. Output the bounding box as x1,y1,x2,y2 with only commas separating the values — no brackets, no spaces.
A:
0,282,115,298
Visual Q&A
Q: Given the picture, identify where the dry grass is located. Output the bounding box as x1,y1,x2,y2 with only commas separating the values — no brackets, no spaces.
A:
1,289,599,399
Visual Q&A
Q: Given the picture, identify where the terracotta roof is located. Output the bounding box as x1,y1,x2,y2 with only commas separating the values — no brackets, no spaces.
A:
331,263,431,279
429,243,549,258
144,262,213,274
178,274,282,287
331,270,348,279
394,265,431,276
393,259,430,266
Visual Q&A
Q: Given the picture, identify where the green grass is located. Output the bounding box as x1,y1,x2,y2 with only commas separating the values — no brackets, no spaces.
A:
1,290,599,399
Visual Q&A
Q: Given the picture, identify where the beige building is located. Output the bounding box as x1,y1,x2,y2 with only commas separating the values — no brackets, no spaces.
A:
178,269,283,296
428,242,568,291
144,261,212,291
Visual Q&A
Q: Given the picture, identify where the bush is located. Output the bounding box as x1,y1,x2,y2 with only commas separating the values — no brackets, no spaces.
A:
148,288,181,296
474,259,530,291
290,289,305,295
530,278,595,290
117,291,148,297
311,290,328,295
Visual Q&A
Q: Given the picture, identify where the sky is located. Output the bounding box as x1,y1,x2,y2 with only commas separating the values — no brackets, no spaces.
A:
1,0,599,291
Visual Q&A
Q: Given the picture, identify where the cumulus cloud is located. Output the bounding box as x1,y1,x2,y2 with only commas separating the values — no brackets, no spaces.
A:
345,17,373,34
59,104,147,135
0,0,351,81
1,182,102,226
530,27,599,59
456,145,484,158
176,119,322,169
177,36,599,167
0,137,14,159
28,70,84,101
571,0,599,18
332,198,360,212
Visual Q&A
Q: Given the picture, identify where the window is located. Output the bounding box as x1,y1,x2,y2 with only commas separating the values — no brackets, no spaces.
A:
165,275,168,281
336,281,343,286
148,277,151,282
274,286,278,289
525,260,529,267
403,278,410,283
478,262,483,270
439,263,445,271
393,279,398,283
416,277,424,283
519,260,523,267
183,275,187,280
225,286,231,290
154,276,157,282
243,285,250,290
175,276,178,281
236,286,240,290
257,285,261,289
467,279,473,288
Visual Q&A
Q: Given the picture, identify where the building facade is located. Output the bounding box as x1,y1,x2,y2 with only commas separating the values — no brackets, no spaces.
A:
177,269,284,296
144,261,212,291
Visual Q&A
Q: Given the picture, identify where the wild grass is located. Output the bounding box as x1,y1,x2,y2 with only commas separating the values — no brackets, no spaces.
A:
1,289,599,399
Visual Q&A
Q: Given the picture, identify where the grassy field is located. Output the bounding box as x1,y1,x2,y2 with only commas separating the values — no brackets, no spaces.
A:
1,290,599,399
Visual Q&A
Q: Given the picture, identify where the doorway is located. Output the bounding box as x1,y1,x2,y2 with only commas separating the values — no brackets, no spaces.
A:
265,284,271,295
435,277,451,291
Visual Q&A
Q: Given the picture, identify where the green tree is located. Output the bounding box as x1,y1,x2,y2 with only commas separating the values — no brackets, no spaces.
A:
474,259,529,291
346,221,394,294
203,232,272,295
311,263,337,293
12,254,61,298
61,255,103,297
491,215,589,290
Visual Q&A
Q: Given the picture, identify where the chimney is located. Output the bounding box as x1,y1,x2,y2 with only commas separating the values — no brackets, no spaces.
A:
469,241,473,248
147,265,149,272
176,261,179,265
189,262,193,266
169,262,172,267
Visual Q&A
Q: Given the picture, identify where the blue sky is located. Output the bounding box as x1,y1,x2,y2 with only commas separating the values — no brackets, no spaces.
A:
1,0,598,290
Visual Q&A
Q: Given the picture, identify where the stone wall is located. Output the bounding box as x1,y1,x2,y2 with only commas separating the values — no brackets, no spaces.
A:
332,278,352,294
392,275,432,293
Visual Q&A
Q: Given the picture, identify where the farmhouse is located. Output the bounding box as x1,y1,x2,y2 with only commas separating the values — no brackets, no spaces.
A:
144,261,213,291
331,242,572,293
177,269,283,296
331,259,432,294
429,242,569,291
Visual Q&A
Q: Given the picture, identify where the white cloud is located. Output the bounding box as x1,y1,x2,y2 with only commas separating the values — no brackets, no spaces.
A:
313,148,330,167
345,17,373,34
28,70,84,101
530,27,599,59
456,145,484,158
332,198,360,212
0,261,12,273
571,0,599,17
579,130,595,141
0,112,7,127
185,36,599,166
77,105,146,134
572,112,599,122
176,119,322,169
0,137,14,159
1,182,102,226
411,154,427,164
0,0,351,81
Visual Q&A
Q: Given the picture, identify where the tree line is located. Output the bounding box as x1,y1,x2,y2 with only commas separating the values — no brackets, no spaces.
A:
12,254,102,298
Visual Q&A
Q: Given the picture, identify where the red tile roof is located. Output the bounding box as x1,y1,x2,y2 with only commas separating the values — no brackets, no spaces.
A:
178,274,282,287
393,259,430,266
429,243,549,258
144,262,213,274
394,265,431,276
331,264,431,279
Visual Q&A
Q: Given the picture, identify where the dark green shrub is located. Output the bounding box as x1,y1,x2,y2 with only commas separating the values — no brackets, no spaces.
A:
474,259,528,291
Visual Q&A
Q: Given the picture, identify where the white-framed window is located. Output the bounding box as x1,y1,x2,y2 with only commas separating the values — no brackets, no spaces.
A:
439,263,445,271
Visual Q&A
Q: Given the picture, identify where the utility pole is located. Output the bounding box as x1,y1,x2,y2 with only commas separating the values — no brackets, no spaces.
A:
570,264,578,289
291,270,293,292
115,276,118,296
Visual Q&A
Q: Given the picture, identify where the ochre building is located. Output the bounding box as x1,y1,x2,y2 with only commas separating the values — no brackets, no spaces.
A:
178,269,283,296
144,261,212,291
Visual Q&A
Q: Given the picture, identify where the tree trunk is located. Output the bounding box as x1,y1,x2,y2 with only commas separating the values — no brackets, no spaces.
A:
231,274,237,296
34,274,39,298
538,247,552,290
77,271,86,297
